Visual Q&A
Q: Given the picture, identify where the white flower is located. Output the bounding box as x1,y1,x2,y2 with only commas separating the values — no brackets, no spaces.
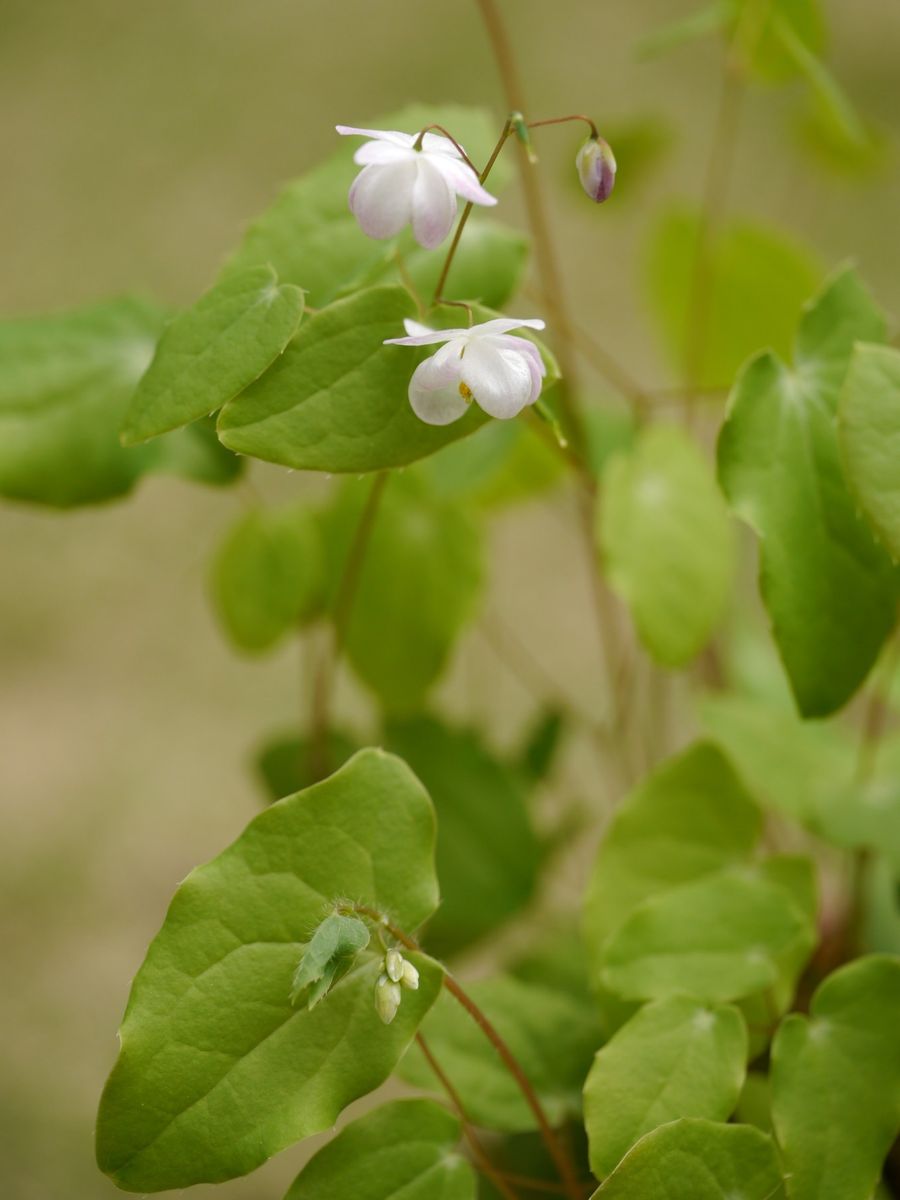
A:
385,317,547,425
336,125,497,250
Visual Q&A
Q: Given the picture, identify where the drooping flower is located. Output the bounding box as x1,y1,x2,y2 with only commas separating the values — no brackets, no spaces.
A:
385,316,547,426
576,135,616,203
336,125,497,249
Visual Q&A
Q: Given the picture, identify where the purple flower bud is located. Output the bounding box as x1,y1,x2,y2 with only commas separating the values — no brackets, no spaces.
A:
576,136,616,203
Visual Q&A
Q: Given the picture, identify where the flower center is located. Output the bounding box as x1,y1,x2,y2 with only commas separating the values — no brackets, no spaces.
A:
458,381,473,402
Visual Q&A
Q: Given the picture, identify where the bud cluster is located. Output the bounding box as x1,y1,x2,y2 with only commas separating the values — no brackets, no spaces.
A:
374,948,420,1024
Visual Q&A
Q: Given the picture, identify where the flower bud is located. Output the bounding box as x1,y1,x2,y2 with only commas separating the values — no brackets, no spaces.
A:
374,973,402,1024
576,136,616,203
400,959,420,990
385,948,404,983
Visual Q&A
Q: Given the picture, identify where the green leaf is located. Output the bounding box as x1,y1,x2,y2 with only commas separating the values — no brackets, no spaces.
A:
584,997,747,1179
284,1099,476,1200
224,104,506,307
121,266,303,444
646,209,822,391
290,913,370,1008
385,716,542,955
598,425,735,666
635,2,731,60
583,741,762,989
0,297,165,506
320,474,483,713
96,749,442,1192
399,974,603,1134
593,1118,785,1199
396,217,528,310
718,267,898,716
145,414,244,486
256,729,360,801
839,343,900,559
217,285,493,473
210,502,323,653
601,867,815,1003
735,0,825,83
771,955,900,1200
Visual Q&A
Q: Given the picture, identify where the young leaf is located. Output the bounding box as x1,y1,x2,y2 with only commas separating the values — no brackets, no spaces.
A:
121,266,304,444
320,474,483,713
594,1118,785,1199
718,267,899,717
598,425,735,666
583,742,762,989
209,502,323,653
385,716,542,955
0,297,165,506
839,343,900,559
646,209,821,391
584,997,747,1179
284,1099,476,1200
771,955,900,1200
290,913,370,1008
95,749,442,1192
217,286,490,473
398,974,603,1134
601,867,815,1003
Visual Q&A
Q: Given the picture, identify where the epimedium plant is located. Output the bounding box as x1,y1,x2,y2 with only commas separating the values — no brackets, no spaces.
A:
3,0,900,1197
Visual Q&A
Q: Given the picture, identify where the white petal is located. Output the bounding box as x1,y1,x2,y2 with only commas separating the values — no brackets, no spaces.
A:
470,316,546,336
402,319,436,337
461,340,535,419
410,159,457,249
428,155,498,207
353,141,415,166
348,161,416,240
384,324,464,347
336,125,415,148
491,334,547,379
408,355,470,426
419,131,465,157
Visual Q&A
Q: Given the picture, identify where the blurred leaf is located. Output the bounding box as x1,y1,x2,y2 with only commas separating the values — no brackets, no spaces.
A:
797,102,887,178
646,209,822,391
584,996,747,1178
0,297,165,506
583,405,637,478
735,1071,773,1133
122,266,303,444
224,104,506,307
771,955,900,1200
396,217,528,309
95,750,442,1192
146,414,244,486
320,474,483,713
862,858,900,955
256,729,360,801
210,502,323,653
600,867,815,1003
217,286,494,473
598,424,735,666
584,741,762,989
594,1119,785,1199
718,267,899,717
736,0,825,84
385,715,542,955
515,708,566,784
839,343,900,559
635,2,731,60
284,1099,475,1200
398,974,602,1133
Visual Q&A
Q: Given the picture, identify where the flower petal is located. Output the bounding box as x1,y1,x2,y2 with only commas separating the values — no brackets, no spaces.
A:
384,324,465,347
352,141,416,167
348,160,416,240
408,355,470,426
410,159,457,250
491,334,547,379
419,131,465,157
428,155,498,207
336,125,415,148
461,340,535,419
470,317,546,336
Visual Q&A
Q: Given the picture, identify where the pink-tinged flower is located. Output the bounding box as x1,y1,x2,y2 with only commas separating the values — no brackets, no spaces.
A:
385,316,547,426
576,136,616,203
336,125,498,250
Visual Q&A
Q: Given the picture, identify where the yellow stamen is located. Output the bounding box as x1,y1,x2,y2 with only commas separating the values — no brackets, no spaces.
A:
458,381,473,402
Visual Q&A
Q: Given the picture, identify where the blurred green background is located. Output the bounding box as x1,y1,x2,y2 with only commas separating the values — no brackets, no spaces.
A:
1,1,898,1196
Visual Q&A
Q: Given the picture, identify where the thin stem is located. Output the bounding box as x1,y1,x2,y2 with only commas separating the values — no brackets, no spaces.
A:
432,119,513,305
414,124,479,173
347,905,581,1200
527,114,598,138
310,472,389,777
416,1033,521,1200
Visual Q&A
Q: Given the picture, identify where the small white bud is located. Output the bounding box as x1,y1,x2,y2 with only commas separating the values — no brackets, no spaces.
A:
374,973,402,1024
385,948,404,983
400,959,420,990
